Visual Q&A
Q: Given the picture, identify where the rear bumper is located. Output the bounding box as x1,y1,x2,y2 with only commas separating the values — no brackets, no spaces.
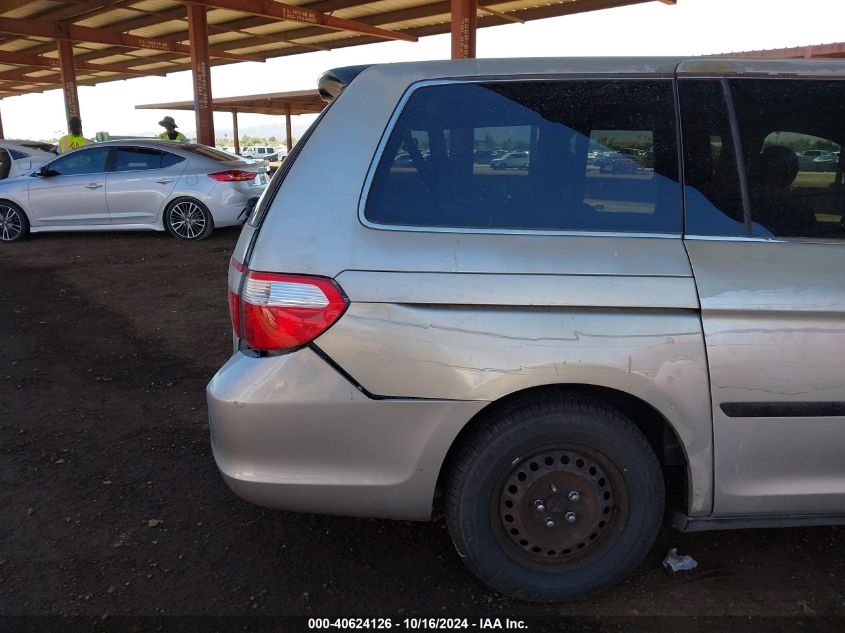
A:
206,184,267,227
206,347,484,520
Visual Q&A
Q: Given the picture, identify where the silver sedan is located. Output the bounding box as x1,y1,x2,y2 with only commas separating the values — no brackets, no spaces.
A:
0,140,269,242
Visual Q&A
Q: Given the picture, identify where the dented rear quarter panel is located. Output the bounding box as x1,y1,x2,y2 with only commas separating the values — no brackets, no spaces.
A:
315,270,713,515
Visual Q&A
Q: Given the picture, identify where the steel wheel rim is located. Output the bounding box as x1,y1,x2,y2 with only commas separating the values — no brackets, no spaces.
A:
492,444,628,571
168,201,206,239
0,205,22,241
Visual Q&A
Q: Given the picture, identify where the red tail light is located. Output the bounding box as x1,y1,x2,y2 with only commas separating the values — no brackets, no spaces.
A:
209,170,257,182
228,258,348,352
227,257,245,336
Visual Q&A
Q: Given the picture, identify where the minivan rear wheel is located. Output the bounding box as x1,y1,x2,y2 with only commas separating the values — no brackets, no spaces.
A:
446,392,663,602
164,197,214,241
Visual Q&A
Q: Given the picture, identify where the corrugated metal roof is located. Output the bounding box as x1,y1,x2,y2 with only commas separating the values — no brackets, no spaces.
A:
0,1,61,19
0,0,659,97
76,8,147,29
337,0,443,20
132,0,183,11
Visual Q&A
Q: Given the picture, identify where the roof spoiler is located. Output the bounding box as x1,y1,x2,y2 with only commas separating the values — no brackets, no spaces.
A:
318,65,372,103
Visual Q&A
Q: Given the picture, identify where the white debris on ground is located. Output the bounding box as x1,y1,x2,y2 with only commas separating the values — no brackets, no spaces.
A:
663,547,698,573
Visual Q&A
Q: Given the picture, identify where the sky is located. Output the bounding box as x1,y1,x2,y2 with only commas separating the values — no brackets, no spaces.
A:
1,0,843,142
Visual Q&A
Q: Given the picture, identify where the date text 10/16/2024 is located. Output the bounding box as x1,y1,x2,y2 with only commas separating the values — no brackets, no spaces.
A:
308,618,529,630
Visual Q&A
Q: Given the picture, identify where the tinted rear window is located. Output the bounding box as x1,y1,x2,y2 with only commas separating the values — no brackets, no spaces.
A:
731,79,845,240
364,80,681,233
112,147,186,171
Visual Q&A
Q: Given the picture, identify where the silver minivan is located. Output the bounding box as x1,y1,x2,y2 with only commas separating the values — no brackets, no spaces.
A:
208,58,845,601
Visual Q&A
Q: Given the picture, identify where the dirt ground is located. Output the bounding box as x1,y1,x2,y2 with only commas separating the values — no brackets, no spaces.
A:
1,229,843,630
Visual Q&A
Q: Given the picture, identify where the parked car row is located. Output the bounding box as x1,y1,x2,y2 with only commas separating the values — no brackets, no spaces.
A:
397,148,657,174
0,140,268,242
588,149,651,174
491,151,529,170
393,149,532,170
798,148,840,171
394,146,656,174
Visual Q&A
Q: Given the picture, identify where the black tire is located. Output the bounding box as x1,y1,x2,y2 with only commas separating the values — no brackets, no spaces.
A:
446,392,663,602
0,200,29,242
163,197,214,241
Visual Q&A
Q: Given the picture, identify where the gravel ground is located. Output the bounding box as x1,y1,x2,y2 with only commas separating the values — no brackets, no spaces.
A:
1,229,843,631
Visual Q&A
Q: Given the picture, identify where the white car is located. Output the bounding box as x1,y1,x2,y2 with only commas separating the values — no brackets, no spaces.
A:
0,140,269,242
274,147,289,161
490,151,529,170
241,145,278,161
0,140,56,180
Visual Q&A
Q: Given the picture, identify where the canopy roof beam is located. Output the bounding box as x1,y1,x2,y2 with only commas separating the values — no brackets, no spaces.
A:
0,71,64,85
0,17,264,63
182,0,418,43
0,50,166,77
478,5,525,24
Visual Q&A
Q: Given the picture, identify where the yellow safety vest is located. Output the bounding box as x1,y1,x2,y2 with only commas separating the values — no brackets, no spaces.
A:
159,131,187,141
58,134,91,153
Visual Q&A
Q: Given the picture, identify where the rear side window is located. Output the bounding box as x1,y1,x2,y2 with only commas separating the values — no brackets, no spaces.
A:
114,147,163,171
113,147,186,171
730,79,845,240
364,80,681,233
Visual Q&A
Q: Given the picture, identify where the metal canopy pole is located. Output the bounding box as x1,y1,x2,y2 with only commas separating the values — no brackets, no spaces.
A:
285,103,292,153
57,35,80,123
187,2,215,146
451,0,477,59
232,110,240,155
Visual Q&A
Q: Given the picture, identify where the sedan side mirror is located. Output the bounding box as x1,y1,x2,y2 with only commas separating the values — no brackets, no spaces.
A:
38,165,56,177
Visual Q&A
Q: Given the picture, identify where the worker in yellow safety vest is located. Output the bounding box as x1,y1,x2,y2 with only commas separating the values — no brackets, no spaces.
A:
158,116,187,142
57,117,92,153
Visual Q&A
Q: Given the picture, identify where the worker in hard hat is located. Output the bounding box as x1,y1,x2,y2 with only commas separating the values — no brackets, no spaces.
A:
158,116,187,141
58,116,92,153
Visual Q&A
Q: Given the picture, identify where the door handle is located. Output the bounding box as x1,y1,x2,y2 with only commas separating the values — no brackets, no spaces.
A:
85,183,103,189
156,178,174,184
